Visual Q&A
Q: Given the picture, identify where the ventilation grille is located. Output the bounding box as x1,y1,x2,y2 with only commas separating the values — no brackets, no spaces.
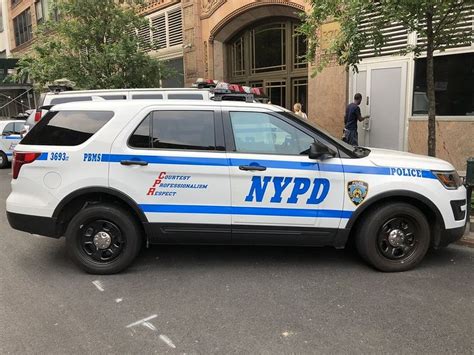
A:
416,4,473,50
168,8,183,47
359,11,409,58
151,14,166,49
136,6,183,52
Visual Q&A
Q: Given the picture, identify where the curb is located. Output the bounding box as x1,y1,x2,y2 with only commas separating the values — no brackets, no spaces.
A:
457,236,474,248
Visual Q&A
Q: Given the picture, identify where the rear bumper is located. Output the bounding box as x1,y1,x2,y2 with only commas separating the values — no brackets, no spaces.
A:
6,211,61,238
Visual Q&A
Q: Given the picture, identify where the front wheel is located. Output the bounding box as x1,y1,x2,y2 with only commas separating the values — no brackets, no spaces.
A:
355,202,430,272
65,203,142,274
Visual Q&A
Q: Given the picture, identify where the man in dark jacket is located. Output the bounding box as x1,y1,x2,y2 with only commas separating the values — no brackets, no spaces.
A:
343,93,368,146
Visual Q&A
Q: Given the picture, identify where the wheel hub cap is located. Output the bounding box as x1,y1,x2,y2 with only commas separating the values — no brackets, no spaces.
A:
388,229,405,247
93,231,112,249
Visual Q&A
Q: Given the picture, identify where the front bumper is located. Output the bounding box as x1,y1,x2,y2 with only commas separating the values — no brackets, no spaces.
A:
435,225,466,248
6,211,61,238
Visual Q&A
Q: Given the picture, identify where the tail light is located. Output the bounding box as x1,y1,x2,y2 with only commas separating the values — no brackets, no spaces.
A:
12,152,41,179
34,109,42,122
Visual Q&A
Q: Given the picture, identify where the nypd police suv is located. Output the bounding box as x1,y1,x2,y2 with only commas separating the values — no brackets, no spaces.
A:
6,100,467,274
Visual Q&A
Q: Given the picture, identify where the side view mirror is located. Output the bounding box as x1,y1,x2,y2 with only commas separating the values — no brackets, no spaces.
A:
309,142,336,160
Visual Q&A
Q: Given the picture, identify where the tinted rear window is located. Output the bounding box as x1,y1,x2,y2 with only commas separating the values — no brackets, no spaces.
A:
50,96,93,105
21,111,114,146
167,93,203,100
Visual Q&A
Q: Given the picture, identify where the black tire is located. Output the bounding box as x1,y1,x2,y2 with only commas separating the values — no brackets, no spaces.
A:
0,151,8,169
355,202,430,272
65,203,142,274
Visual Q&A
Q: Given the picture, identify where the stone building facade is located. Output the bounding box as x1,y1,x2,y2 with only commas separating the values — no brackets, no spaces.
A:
4,0,473,169
140,0,347,141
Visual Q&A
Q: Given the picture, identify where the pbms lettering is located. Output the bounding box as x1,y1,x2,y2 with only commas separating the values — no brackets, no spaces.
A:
83,153,102,162
245,176,330,205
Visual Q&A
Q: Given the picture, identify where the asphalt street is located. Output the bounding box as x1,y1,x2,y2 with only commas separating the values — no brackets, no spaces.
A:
0,168,473,354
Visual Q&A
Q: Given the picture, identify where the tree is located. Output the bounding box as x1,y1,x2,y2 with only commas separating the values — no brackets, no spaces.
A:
300,0,472,156
13,0,174,90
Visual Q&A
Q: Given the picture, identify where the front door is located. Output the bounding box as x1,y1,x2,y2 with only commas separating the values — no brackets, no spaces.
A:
109,106,232,243
225,109,345,244
352,61,407,150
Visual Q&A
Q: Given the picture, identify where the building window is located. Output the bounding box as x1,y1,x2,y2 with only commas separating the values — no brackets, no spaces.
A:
251,23,286,74
13,8,33,47
227,20,308,110
413,53,474,116
138,5,183,52
231,36,245,77
11,0,22,8
35,0,45,24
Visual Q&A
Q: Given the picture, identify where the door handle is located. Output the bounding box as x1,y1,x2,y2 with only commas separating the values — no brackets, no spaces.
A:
120,160,148,166
239,165,266,171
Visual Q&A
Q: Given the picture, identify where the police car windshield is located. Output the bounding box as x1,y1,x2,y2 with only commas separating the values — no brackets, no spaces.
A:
281,112,370,157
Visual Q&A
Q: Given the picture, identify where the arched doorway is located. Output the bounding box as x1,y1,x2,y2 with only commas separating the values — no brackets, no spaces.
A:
225,19,308,110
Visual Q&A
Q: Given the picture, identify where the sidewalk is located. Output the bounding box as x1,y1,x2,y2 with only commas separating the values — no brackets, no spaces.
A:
457,221,474,248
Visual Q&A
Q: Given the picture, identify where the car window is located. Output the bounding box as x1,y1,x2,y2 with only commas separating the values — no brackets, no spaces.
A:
132,94,163,100
167,93,203,100
150,111,215,150
14,122,25,133
2,123,15,135
129,111,216,150
50,96,93,105
129,115,151,148
21,111,114,146
230,111,314,155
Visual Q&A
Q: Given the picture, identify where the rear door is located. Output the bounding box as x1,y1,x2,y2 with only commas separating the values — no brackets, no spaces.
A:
108,106,232,243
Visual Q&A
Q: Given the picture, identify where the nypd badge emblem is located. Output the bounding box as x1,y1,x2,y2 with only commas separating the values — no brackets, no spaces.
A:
347,181,368,206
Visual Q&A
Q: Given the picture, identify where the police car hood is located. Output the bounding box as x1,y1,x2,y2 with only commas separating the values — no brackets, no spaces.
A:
367,147,455,171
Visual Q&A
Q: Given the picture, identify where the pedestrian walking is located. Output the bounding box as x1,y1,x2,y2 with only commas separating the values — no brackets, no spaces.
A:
293,103,308,120
343,93,368,146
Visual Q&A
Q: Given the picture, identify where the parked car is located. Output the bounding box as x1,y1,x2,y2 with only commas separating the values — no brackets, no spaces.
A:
7,99,466,274
0,120,25,168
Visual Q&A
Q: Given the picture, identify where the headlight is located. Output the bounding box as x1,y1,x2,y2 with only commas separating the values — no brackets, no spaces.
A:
433,170,462,190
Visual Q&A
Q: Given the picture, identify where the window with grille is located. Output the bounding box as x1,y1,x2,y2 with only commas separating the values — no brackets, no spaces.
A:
138,5,183,51
13,8,33,47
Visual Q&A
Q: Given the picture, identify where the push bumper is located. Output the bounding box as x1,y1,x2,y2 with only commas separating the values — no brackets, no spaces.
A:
6,211,61,238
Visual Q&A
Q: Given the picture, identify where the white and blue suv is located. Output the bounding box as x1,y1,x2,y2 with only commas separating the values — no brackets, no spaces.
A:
6,100,467,274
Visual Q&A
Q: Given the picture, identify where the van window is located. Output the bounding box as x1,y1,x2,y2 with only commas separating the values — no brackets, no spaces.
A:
21,111,114,146
50,96,93,105
167,93,203,100
132,94,163,100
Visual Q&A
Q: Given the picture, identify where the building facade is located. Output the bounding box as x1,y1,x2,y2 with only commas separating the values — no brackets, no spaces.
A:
140,0,347,143
2,0,473,169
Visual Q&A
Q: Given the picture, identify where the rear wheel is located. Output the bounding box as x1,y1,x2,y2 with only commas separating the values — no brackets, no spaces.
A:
65,203,142,274
0,151,8,169
355,202,430,272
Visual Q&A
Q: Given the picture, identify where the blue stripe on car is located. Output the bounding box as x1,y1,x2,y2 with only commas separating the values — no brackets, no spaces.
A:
99,154,436,179
139,204,353,218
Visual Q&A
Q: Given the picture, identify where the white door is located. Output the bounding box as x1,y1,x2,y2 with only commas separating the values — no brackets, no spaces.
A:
225,110,344,232
352,61,407,150
108,107,232,242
